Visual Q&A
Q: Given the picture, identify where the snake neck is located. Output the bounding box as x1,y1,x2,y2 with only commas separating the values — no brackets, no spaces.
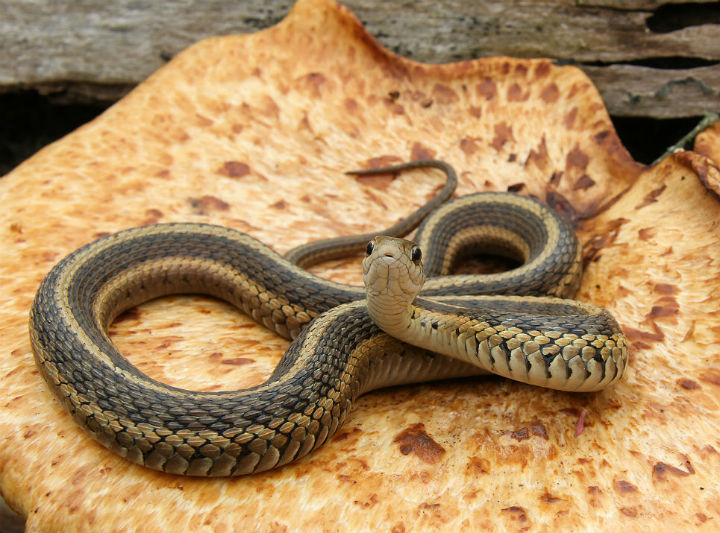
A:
365,292,414,333
369,297,473,367
367,294,627,393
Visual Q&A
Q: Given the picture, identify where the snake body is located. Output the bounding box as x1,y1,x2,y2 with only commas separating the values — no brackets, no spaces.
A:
30,161,627,476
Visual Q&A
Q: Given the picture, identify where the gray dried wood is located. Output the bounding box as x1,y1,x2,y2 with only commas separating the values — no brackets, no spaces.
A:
0,0,718,117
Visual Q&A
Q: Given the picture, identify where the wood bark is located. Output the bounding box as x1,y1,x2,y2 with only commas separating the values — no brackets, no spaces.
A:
1,0,718,117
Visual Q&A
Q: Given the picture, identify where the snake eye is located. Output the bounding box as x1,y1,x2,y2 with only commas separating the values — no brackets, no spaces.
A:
366,240,375,256
411,246,422,263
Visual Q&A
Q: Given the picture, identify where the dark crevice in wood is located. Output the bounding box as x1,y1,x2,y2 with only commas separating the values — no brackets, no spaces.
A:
583,57,720,70
646,3,720,33
611,115,703,164
0,90,110,176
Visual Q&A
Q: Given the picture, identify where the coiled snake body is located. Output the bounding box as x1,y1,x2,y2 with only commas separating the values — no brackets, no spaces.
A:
30,161,627,476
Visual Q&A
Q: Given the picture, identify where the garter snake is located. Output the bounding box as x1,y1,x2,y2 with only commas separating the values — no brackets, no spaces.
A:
29,160,627,477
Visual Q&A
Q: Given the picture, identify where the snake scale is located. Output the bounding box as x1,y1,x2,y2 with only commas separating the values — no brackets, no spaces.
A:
29,160,627,476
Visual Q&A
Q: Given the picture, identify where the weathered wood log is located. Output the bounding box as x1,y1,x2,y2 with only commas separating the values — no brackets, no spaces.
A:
585,64,720,119
0,0,718,117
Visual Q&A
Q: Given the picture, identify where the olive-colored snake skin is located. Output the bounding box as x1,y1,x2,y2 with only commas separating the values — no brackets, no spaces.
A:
29,161,627,477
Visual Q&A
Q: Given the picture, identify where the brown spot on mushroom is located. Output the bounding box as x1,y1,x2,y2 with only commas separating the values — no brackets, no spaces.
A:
648,297,679,320
701,445,719,458
220,161,251,178
469,106,482,119
501,506,528,522
507,83,528,102
353,493,378,508
418,502,440,511
638,228,655,241
477,78,497,100
573,174,595,191
530,422,548,439
344,98,359,113
540,491,562,503
511,427,530,441
432,83,459,104
508,422,547,441
525,137,550,171
546,190,579,225
355,173,394,190
298,114,313,133
566,146,589,170
221,358,255,366
298,72,328,98
142,209,163,225
507,183,525,193
652,459,694,481
614,479,638,493
540,83,559,103
193,114,213,127
460,138,480,157
363,155,403,170
635,185,667,209
393,423,445,464
677,379,700,390
534,61,551,78
582,217,629,263
411,142,436,161
564,107,578,129
492,122,514,151
270,200,287,210
466,456,490,475
654,283,678,295
191,195,230,212
621,507,638,518
624,324,665,346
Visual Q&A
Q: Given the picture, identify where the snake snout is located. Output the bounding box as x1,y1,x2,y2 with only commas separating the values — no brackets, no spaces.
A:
381,248,400,259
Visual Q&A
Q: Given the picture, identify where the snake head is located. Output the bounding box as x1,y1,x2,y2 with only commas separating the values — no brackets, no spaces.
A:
362,236,426,304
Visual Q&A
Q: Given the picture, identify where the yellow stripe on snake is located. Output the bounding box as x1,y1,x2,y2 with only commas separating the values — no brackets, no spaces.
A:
29,160,627,477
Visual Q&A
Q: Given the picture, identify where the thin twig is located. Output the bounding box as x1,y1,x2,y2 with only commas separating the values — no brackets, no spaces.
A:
653,112,720,165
